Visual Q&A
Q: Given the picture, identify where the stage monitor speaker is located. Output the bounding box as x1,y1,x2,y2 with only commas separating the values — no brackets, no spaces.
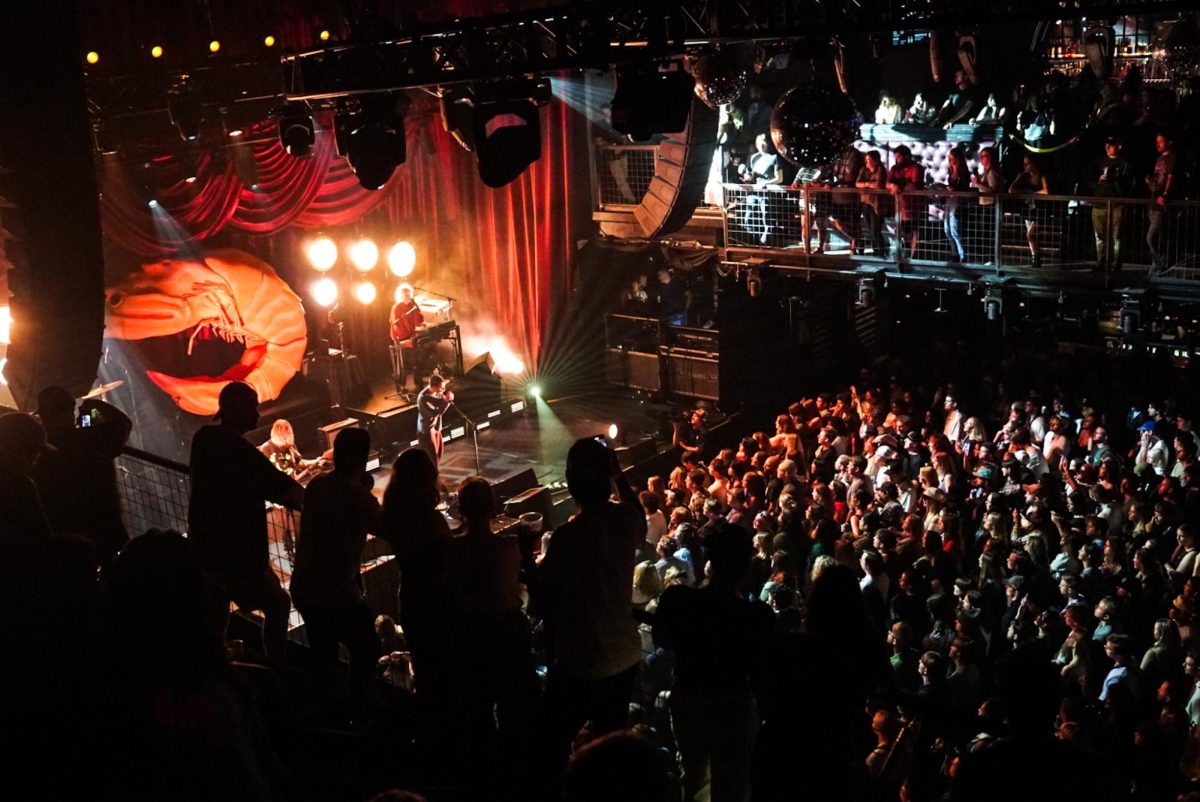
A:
458,350,503,418
491,468,539,508
349,405,418,449
601,97,718,240
665,350,720,401
605,349,661,392
614,437,659,468
503,485,552,522
318,418,361,453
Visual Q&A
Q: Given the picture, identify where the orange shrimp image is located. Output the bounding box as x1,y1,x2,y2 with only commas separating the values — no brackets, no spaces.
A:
104,249,308,416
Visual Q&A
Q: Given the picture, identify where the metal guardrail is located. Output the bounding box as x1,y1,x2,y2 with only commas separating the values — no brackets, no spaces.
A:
721,184,1200,280
116,446,297,594
596,144,657,208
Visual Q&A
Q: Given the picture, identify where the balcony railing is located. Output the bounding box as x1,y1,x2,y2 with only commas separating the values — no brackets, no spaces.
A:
722,184,1200,281
115,447,305,629
595,144,658,208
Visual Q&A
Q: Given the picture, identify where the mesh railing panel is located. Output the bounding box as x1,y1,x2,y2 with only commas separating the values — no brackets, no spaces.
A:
116,447,298,592
115,448,190,538
596,145,657,206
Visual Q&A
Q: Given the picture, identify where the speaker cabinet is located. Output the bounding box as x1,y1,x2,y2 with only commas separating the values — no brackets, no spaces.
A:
601,97,718,240
491,468,539,508
605,349,662,392
503,485,552,522
665,349,719,401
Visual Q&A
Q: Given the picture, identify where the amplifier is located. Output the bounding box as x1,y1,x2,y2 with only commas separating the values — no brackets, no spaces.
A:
665,325,719,354
606,313,661,352
664,349,719,401
605,348,662,392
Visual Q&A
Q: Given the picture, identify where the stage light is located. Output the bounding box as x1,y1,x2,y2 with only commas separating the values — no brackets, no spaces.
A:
345,95,408,190
312,278,339,308
474,99,542,188
608,424,619,440
856,279,875,309
319,29,331,41
442,80,548,187
167,80,203,142
354,281,378,304
307,237,338,271
984,289,1003,322
349,239,379,272
277,102,315,158
151,45,163,59
610,66,693,140
209,40,221,53
1120,296,1140,335
0,357,6,386
529,384,542,398
264,35,276,47
387,241,416,277
86,51,99,65
147,199,159,208
0,306,11,345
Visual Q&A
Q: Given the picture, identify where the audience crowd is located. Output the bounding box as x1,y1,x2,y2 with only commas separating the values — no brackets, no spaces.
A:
6,345,1200,801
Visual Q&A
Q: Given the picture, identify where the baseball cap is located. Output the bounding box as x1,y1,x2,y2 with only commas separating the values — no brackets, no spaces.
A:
1139,420,1157,433
1005,575,1026,592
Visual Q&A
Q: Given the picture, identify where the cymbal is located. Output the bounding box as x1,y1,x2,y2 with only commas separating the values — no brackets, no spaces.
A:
79,380,124,400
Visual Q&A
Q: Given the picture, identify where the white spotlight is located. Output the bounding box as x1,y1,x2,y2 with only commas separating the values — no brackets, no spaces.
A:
387,241,416,277
311,277,339,307
308,237,337,271
608,423,619,440
354,281,378,305
349,238,379,272
0,306,11,345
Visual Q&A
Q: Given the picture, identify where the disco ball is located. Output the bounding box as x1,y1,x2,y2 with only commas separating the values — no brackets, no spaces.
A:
769,85,859,167
688,44,756,109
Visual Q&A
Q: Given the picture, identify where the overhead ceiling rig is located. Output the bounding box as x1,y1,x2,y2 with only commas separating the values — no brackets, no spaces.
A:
282,0,1195,100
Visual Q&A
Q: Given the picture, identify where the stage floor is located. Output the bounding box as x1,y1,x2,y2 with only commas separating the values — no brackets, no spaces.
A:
375,389,666,491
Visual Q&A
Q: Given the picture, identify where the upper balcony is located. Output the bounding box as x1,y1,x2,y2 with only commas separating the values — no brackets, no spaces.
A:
591,143,1200,299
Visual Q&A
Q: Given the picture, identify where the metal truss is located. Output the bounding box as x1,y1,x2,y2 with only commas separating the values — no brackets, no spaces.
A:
282,0,1195,100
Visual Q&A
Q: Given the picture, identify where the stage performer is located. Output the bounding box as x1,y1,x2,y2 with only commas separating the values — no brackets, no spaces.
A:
390,284,425,389
259,419,319,478
416,374,454,468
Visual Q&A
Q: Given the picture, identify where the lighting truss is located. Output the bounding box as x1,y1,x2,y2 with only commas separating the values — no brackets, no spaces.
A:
282,0,1196,100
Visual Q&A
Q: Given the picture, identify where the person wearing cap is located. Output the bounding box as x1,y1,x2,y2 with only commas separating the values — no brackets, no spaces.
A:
0,412,54,554
31,385,132,566
1135,420,1169,478
1092,135,1134,272
674,408,708,460
188,381,304,663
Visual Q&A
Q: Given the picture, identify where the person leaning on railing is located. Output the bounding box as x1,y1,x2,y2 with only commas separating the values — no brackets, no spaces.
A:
1091,135,1135,273
969,147,1003,264
856,150,889,257
1009,156,1050,268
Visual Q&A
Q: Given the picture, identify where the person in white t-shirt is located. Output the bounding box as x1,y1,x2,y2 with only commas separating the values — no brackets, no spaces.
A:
641,490,668,551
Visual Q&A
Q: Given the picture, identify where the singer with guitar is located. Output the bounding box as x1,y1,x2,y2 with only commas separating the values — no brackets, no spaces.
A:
417,374,453,468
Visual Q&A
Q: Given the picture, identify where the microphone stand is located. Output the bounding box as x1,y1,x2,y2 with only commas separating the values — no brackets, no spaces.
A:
445,400,482,477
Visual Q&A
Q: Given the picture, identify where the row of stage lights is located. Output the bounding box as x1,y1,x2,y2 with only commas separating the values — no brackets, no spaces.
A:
84,30,334,65
305,236,415,309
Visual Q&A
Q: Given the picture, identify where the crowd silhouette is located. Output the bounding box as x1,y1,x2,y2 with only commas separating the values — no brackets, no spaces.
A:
4,352,1200,801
